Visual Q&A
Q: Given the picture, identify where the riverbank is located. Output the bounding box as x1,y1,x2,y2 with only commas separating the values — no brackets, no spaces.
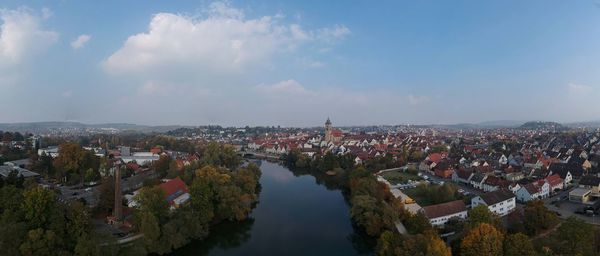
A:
172,160,374,255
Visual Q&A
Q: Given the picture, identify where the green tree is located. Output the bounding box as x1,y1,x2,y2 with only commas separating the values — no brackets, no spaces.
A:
189,179,215,224
467,205,498,229
503,233,535,256
137,210,163,254
523,200,558,236
134,186,169,223
22,187,58,229
403,212,432,234
552,217,595,256
19,228,64,256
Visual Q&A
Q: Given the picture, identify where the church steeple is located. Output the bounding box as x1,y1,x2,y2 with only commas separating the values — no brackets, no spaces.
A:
325,117,333,142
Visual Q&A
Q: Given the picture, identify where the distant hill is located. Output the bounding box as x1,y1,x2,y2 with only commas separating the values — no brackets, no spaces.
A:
0,122,191,133
519,121,565,130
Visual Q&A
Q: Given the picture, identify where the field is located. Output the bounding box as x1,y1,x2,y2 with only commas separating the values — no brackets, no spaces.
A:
380,169,422,185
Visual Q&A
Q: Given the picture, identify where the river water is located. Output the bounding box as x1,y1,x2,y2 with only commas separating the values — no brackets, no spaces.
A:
173,160,373,255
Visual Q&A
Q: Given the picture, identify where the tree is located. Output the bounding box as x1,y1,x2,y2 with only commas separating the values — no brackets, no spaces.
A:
523,200,558,235
74,233,101,256
65,201,92,247
552,217,595,256
137,210,163,253
53,143,98,185
503,233,535,256
403,213,432,234
376,231,400,256
460,223,504,256
467,205,498,229
22,187,58,229
134,186,169,223
424,230,452,256
95,177,115,214
19,229,64,256
152,155,172,178
189,179,215,224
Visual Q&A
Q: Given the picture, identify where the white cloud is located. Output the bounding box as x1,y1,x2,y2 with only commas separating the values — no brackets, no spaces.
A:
103,1,350,75
71,34,91,49
408,94,430,105
256,79,311,95
317,24,351,43
0,8,58,65
567,82,592,94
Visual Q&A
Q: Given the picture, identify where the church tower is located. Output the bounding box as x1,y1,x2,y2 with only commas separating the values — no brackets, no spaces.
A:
325,117,333,142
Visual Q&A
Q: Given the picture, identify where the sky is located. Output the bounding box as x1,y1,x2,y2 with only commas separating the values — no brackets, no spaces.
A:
0,0,599,127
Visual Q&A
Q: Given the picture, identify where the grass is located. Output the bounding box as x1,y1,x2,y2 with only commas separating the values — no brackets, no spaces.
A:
380,170,422,185
403,183,463,207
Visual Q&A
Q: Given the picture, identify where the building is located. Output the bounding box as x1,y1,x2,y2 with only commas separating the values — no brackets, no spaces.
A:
515,180,549,202
324,118,343,143
471,189,516,216
159,177,190,210
421,200,468,226
569,188,592,204
578,175,600,198
0,162,39,179
545,174,564,194
452,168,474,184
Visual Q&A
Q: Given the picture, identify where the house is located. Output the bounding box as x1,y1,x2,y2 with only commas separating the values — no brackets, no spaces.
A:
470,173,488,190
544,174,564,193
452,168,474,184
421,200,468,226
158,177,190,210
578,175,600,195
515,180,549,202
0,163,39,179
549,163,582,182
482,176,510,192
433,161,454,178
471,189,516,217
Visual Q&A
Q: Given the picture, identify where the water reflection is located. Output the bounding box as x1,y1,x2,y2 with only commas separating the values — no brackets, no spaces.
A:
172,160,374,256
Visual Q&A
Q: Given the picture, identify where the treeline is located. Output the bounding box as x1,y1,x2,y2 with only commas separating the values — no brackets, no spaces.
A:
284,149,401,173
30,142,102,185
0,178,109,255
378,201,599,256
132,163,262,254
0,131,26,142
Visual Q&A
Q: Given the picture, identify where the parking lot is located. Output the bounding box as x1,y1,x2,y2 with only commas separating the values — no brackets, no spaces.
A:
543,189,600,226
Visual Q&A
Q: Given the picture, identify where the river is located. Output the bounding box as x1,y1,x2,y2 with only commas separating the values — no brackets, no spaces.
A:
173,160,374,255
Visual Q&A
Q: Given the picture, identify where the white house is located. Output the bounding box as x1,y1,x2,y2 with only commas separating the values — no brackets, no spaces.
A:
515,180,550,202
470,173,488,190
471,189,516,217
421,200,468,226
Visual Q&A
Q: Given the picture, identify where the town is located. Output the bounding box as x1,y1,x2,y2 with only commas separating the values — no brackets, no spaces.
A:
1,119,599,255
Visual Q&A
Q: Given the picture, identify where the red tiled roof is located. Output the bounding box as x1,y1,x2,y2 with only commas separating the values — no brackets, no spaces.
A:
545,174,563,187
159,177,189,202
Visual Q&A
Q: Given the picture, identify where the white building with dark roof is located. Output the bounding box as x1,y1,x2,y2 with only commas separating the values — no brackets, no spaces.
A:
471,189,516,216
421,200,468,226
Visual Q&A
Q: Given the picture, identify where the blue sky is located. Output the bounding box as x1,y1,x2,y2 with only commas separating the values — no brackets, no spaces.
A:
0,1,599,126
